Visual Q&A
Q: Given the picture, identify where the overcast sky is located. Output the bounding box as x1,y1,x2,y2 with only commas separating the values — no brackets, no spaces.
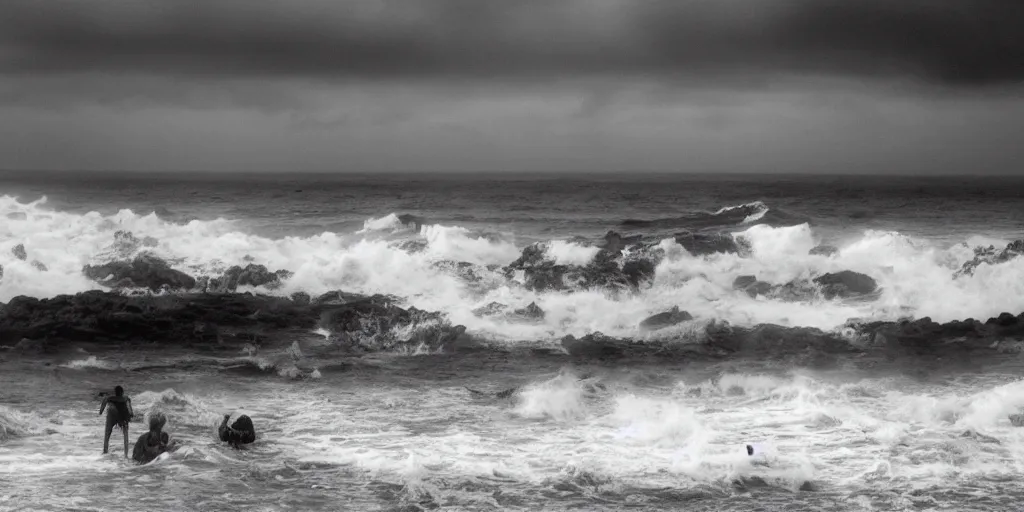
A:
1,0,1022,174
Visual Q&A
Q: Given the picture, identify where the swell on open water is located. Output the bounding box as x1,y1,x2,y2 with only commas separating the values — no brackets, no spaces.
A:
3,171,1024,511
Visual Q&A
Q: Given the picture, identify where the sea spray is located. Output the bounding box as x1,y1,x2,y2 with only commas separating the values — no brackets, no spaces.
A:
3,195,1024,343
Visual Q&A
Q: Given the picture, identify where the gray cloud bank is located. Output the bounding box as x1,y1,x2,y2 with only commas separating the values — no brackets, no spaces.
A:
2,0,1022,88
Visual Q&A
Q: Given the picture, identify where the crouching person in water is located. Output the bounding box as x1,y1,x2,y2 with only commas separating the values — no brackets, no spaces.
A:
219,414,256,448
132,412,177,464
98,385,134,458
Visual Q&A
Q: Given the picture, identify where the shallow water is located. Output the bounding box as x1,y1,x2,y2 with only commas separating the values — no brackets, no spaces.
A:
5,349,1024,512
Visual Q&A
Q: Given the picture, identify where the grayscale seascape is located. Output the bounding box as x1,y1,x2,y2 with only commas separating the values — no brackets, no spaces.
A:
2,1,1023,511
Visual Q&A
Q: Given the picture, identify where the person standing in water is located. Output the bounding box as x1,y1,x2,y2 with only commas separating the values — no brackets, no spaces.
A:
98,385,134,458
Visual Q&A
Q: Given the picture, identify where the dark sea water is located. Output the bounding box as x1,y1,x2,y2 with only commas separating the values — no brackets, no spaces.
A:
2,171,1024,511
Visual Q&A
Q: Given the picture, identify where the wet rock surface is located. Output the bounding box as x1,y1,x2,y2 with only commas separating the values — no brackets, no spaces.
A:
83,254,197,291
0,290,466,353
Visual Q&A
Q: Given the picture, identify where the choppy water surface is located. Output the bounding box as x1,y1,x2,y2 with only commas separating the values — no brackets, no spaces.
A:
3,172,1024,511
4,351,1024,512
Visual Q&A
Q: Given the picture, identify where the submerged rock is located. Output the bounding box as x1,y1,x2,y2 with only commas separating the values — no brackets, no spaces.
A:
30,260,47,272
809,245,839,257
1010,414,1024,427
11,244,26,261
83,254,196,291
638,306,693,332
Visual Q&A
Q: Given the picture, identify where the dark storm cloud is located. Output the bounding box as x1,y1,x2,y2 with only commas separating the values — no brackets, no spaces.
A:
2,0,1022,88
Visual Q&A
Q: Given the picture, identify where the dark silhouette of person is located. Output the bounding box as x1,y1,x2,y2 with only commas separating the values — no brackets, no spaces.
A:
98,385,133,458
219,414,256,448
132,412,176,464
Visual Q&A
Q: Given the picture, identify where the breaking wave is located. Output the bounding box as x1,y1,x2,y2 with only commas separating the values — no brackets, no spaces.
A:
2,195,1023,343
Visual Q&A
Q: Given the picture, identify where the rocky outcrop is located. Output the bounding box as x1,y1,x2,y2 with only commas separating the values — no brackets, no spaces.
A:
503,231,659,293
955,240,1024,278
0,291,316,347
812,271,878,299
672,231,746,256
11,244,26,261
207,264,293,292
732,271,877,301
638,306,693,332
732,275,773,298
0,289,468,353
559,310,1024,361
397,214,428,231
83,254,197,291
318,294,466,351
809,245,839,257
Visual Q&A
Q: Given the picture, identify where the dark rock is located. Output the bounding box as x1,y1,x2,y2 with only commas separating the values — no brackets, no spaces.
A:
704,321,855,355
30,260,47,272
733,275,757,289
639,306,693,332
6,212,27,221
0,264,3,282
993,312,1018,326
312,290,373,305
956,240,1024,278
809,245,839,257
290,292,311,305
11,244,27,261
397,214,428,231
600,231,643,254
732,275,774,298
510,302,545,321
812,271,878,299
621,259,657,289
561,333,627,358
318,295,466,351
83,254,196,291
673,231,743,256
209,264,293,292
0,291,318,346
502,234,658,293
1010,414,1024,427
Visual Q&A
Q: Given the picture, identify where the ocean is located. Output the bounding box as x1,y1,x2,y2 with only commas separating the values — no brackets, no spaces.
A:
2,170,1024,511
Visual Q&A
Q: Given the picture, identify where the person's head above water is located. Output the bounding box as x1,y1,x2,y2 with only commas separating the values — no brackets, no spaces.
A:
148,412,167,432
115,386,124,397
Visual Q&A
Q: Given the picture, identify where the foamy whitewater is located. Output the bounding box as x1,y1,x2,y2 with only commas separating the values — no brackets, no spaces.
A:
3,172,1024,511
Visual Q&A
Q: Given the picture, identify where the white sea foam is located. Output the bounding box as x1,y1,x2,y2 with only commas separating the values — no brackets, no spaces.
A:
1,195,1022,344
